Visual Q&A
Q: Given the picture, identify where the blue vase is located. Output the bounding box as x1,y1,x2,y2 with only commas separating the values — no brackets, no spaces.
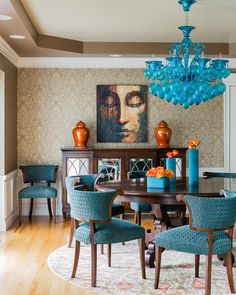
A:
166,158,176,183
147,176,169,189
188,149,199,185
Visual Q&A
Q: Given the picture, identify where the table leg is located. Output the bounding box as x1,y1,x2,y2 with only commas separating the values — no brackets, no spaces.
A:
217,253,235,266
144,205,170,267
144,205,187,268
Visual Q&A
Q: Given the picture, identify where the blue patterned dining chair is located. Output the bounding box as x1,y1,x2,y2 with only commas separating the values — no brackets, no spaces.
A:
203,171,236,179
128,171,152,225
67,174,124,248
66,177,146,287
154,194,236,295
18,165,58,225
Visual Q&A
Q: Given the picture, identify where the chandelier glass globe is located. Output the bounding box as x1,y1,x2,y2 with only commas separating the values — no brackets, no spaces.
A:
144,0,231,109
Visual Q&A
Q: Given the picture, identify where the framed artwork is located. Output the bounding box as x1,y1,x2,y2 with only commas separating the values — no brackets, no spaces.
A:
97,85,147,143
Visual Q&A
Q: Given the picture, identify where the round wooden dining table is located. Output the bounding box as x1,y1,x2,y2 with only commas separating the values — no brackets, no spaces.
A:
96,177,230,204
96,177,234,267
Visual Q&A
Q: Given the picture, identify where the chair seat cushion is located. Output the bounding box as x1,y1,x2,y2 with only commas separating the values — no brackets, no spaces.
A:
155,225,232,255
75,218,145,244
112,202,124,216
130,202,152,213
19,185,57,198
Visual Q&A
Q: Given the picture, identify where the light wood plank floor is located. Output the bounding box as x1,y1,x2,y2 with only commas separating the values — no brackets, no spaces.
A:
0,216,153,295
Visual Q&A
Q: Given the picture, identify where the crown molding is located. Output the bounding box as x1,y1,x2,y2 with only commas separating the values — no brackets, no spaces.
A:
0,37,19,67
18,57,164,68
17,56,236,69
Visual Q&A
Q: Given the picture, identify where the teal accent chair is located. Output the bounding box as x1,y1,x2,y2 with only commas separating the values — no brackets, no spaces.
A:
154,194,236,295
221,189,236,198
18,165,58,225
128,171,152,225
67,174,124,248
203,171,236,178
66,177,146,287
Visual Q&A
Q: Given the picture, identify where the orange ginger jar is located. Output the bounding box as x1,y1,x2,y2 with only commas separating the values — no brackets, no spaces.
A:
72,121,89,148
154,120,172,148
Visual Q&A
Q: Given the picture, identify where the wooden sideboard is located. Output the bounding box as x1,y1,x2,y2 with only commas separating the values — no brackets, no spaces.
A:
61,147,187,218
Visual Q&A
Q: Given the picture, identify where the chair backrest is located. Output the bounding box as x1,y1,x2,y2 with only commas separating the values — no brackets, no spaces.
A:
66,174,101,191
220,189,236,198
203,172,236,178
127,171,147,180
177,194,236,231
20,165,58,183
66,176,119,222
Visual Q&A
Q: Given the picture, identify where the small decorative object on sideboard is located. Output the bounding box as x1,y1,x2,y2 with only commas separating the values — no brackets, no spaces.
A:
188,138,201,186
154,120,172,148
146,166,175,188
72,121,89,148
166,149,179,183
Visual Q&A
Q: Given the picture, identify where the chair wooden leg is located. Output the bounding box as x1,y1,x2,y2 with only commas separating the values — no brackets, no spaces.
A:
154,246,163,289
91,244,97,287
138,212,141,226
195,254,200,278
205,253,213,295
100,244,104,254
134,211,138,224
47,198,53,217
226,251,236,293
107,244,111,267
120,214,125,245
139,238,146,279
71,240,80,278
68,218,75,248
52,198,56,224
18,198,22,225
29,199,34,219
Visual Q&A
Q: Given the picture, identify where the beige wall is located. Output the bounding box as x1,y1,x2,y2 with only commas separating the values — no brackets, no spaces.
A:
0,54,17,175
17,68,224,168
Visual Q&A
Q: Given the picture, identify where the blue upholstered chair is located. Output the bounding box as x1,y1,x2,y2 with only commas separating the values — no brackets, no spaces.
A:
67,174,124,248
66,177,146,287
220,189,236,198
154,194,236,295
18,165,58,225
128,171,152,225
203,171,236,179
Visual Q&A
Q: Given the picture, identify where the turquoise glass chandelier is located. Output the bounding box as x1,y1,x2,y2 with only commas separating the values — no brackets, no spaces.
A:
144,0,231,109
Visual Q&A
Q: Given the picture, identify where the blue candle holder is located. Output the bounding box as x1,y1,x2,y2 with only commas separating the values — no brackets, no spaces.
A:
166,158,176,183
188,149,199,185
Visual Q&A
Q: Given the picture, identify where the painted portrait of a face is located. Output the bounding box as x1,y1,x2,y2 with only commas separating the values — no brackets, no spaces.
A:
97,85,147,143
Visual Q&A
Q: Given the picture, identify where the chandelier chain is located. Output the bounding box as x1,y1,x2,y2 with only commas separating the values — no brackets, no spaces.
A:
185,12,189,26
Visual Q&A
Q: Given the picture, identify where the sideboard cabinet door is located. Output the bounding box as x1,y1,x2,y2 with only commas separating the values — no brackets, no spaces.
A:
61,149,93,218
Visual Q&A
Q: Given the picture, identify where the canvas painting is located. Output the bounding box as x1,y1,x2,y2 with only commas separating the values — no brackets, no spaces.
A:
97,85,147,143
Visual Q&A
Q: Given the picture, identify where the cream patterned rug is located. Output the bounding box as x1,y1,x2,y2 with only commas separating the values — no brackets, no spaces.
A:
47,241,236,295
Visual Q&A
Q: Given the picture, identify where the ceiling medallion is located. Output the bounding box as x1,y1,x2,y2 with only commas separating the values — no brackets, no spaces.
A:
144,0,231,109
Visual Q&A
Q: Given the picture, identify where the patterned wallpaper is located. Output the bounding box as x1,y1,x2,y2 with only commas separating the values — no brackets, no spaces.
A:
17,68,224,168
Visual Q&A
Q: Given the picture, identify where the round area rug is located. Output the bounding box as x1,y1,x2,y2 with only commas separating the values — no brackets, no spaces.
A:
48,241,236,295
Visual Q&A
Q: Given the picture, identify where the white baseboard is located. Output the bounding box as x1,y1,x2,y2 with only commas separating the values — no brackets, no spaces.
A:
0,169,18,231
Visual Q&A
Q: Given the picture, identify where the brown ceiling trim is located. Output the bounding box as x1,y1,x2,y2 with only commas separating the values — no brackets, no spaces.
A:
84,42,229,55
10,0,37,43
8,0,230,56
37,34,83,54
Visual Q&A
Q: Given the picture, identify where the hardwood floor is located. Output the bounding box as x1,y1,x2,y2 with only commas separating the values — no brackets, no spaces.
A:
0,215,153,295
1,216,234,295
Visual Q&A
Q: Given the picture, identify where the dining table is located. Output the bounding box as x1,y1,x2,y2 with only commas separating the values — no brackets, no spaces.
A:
96,177,235,267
